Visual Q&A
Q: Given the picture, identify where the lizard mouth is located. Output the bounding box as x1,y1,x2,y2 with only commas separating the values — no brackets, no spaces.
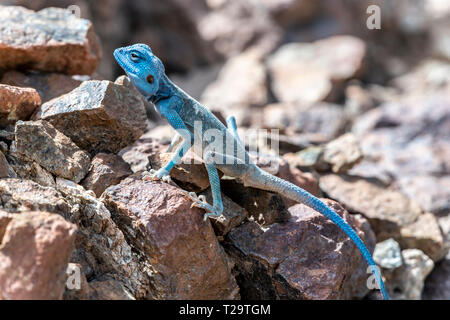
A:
113,48,126,69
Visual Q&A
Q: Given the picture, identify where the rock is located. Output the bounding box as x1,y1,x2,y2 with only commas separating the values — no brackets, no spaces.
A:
55,178,150,299
119,136,166,173
263,103,348,143
15,120,91,183
0,211,77,300
221,178,290,226
373,238,403,270
224,199,377,299
423,252,450,300
262,0,318,27
199,188,248,237
201,49,268,114
1,70,82,103
102,174,239,299
344,82,375,117
319,174,422,241
84,279,135,300
0,150,16,178
321,133,363,173
81,153,132,197
149,151,213,192
5,148,55,187
389,249,434,300
0,84,41,127
399,212,446,262
0,6,101,75
395,175,450,215
33,80,148,154
0,178,70,214
267,36,366,104
196,0,281,58
0,210,13,244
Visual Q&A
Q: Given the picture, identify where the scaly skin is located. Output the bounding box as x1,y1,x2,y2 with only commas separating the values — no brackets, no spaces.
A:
114,43,389,300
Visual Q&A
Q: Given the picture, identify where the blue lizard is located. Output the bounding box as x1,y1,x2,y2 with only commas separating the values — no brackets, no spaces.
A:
114,43,389,300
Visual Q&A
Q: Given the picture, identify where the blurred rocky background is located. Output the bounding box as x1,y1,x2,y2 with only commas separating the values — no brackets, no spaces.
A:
0,0,448,300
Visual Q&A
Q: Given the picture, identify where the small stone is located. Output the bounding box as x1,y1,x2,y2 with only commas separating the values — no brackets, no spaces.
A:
81,153,132,197
102,174,239,299
1,70,82,104
224,199,376,299
0,84,41,127
373,238,403,270
201,49,268,113
15,120,91,183
33,80,148,154
0,150,16,178
119,135,166,173
0,211,77,300
0,6,101,75
321,133,363,173
319,174,423,240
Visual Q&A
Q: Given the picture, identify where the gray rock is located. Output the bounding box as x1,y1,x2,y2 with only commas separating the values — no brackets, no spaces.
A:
373,238,403,270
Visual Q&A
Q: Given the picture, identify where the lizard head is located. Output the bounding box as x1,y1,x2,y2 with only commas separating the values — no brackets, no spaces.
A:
114,43,165,96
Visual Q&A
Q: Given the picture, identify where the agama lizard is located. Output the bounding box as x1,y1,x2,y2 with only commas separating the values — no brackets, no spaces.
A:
114,43,389,300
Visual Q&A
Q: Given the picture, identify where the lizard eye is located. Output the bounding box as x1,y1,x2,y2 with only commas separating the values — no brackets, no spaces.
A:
146,74,154,84
130,52,139,61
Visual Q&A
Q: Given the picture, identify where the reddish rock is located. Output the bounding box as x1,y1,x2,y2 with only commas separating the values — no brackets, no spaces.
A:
1,70,82,103
0,210,13,244
224,199,376,299
0,6,101,75
0,151,16,178
15,120,91,183
0,84,41,127
102,174,239,299
33,80,148,154
0,211,77,300
81,153,132,197
221,178,290,226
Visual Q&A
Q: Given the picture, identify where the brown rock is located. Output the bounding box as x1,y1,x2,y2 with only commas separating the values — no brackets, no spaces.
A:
199,188,248,237
221,178,290,226
33,80,148,154
0,150,16,178
321,133,363,173
149,151,214,192
0,211,77,300
0,210,13,244
201,49,268,114
81,153,132,197
0,6,101,75
262,0,318,26
119,135,166,173
1,70,82,103
102,174,239,299
0,84,41,127
224,199,376,299
268,36,366,104
319,174,422,241
15,120,91,183
263,103,348,143
5,148,55,187
399,212,446,262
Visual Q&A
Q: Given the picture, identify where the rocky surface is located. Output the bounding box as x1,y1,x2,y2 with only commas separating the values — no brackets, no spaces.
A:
0,6,101,75
33,80,148,154
0,1,448,301
0,211,77,299
224,199,376,299
0,84,41,127
15,120,91,183
102,174,239,299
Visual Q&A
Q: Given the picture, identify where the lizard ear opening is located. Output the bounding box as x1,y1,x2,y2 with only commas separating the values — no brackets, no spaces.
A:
146,74,154,84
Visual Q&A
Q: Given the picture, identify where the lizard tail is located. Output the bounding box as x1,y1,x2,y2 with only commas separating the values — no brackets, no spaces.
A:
244,168,389,300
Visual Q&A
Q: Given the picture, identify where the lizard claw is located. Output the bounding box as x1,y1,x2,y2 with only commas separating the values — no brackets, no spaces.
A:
142,169,172,183
182,191,221,220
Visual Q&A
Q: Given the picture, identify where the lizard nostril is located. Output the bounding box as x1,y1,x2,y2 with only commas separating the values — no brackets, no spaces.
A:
146,74,154,84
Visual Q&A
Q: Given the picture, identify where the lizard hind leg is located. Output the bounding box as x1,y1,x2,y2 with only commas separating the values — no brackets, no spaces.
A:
226,115,241,143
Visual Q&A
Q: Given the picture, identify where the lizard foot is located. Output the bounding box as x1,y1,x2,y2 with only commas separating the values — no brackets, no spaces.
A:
182,191,222,221
142,169,172,183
